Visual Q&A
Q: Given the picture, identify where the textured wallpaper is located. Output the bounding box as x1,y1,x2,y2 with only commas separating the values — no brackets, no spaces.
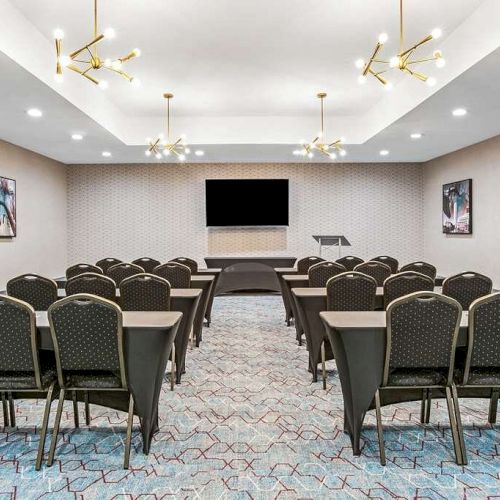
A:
67,162,424,267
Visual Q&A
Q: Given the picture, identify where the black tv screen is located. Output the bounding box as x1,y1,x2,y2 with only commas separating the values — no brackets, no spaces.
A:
206,179,289,227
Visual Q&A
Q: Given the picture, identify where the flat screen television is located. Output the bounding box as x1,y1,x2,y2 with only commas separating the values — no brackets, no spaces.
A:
205,179,289,227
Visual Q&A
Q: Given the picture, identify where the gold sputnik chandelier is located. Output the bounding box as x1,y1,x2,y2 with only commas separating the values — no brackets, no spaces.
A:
356,0,445,89
293,93,346,160
54,0,141,89
146,93,202,161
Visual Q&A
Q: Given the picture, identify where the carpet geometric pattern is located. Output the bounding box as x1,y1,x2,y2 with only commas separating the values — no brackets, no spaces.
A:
1,295,499,499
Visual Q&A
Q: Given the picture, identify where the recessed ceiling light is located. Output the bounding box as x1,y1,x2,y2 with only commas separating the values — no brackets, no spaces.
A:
102,151,111,157
410,133,422,139
27,108,42,118
71,133,83,141
195,150,204,157
379,150,389,156
452,108,467,117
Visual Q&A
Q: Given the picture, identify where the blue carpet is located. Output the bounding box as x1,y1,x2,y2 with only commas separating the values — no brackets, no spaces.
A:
0,295,499,498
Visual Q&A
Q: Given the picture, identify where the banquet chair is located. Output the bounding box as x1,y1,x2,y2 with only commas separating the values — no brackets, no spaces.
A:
454,293,500,463
153,262,191,288
120,274,175,390
374,292,464,466
170,257,198,274
66,273,116,302
0,295,57,471
66,264,103,280
383,271,434,310
354,261,392,287
443,271,493,310
47,294,135,469
371,256,399,274
399,261,437,280
7,274,58,311
132,257,161,274
96,258,123,274
308,261,346,287
106,263,144,286
336,256,364,271
296,256,325,274
321,272,378,389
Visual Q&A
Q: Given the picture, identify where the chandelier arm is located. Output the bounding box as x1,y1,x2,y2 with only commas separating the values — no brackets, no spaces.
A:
363,42,383,76
105,67,133,82
372,59,390,64
403,67,428,81
407,56,439,65
400,0,404,55
69,35,104,60
399,35,433,58
368,68,388,85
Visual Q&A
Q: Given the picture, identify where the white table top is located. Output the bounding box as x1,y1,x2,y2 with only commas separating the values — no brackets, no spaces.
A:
293,286,443,297
58,288,202,298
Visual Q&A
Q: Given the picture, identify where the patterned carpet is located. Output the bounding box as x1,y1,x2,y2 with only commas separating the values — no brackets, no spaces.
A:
1,295,499,499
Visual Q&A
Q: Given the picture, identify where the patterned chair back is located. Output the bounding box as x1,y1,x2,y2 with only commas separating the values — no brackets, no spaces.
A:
96,258,123,273
297,256,325,274
170,257,198,273
383,271,434,310
106,263,144,286
153,262,191,288
371,256,399,274
399,261,437,280
7,274,58,311
464,293,500,384
326,272,377,311
66,263,103,279
442,271,493,310
336,256,364,271
120,274,171,311
48,294,127,389
66,273,116,302
0,296,42,389
308,261,346,287
132,258,161,274
384,292,461,386
354,261,392,286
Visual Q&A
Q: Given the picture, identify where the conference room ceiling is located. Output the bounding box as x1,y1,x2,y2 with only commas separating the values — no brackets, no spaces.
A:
1,0,499,164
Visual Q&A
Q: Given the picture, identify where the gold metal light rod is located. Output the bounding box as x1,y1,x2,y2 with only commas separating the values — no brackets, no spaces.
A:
54,0,140,87
358,0,444,87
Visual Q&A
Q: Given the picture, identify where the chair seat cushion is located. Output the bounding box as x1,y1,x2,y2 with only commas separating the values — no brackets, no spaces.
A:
0,365,57,390
456,368,500,386
64,371,122,389
387,368,448,387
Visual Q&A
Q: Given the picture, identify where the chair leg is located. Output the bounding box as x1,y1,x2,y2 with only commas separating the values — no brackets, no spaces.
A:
425,389,432,424
375,389,386,466
123,394,134,469
47,388,66,467
1,392,10,428
488,389,499,425
35,382,55,471
7,392,16,428
84,391,91,426
72,391,79,428
445,386,463,465
420,389,427,423
451,385,467,465
321,341,327,391
170,344,176,392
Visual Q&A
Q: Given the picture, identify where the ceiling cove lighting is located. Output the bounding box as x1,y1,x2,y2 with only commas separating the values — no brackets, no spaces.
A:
452,108,467,117
356,0,444,88
27,108,43,117
54,0,140,88
145,93,202,162
292,93,346,160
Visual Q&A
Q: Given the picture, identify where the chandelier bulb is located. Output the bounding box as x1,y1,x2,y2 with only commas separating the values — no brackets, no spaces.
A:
307,152,314,159
54,73,64,83
340,150,347,157
378,33,388,44
98,80,109,90
435,58,446,69
184,148,191,154
155,153,162,159
431,28,442,40
104,27,116,39
145,150,151,157
329,153,337,160
111,60,122,70
357,75,367,85
384,82,394,91
179,154,186,161
53,28,65,40
426,77,437,87
163,150,171,156
132,48,141,57
355,58,365,69
389,56,400,68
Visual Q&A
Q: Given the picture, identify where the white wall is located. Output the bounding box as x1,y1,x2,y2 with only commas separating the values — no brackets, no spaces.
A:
67,162,424,267
0,140,67,289
423,134,500,286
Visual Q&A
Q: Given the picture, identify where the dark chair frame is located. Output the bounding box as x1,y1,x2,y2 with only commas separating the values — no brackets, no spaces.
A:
335,256,364,271
442,271,493,310
354,261,392,287
47,294,135,469
383,271,435,310
170,257,198,274
106,263,145,286
399,261,437,280
66,264,103,280
7,274,58,312
371,256,399,274
153,262,191,288
132,258,162,274
66,272,117,302
374,292,465,466
296,256,325,274
308,261,346,287
96,258,123,273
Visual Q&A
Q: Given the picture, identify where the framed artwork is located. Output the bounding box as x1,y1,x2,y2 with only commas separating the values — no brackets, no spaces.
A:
0,176,16,237
442,178,472,234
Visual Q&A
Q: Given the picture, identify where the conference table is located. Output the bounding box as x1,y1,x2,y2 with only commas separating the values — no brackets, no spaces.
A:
34,310,182,455
291,285,445,382
319,311,490,457
58,288,201,384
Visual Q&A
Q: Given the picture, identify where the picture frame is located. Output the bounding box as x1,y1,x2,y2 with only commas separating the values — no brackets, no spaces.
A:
442,178,472,234
0,176,17,238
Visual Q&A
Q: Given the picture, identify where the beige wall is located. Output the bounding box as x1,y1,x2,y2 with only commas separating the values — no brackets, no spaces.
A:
0,140,67,290
67,162,424,267
423,135,500,286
